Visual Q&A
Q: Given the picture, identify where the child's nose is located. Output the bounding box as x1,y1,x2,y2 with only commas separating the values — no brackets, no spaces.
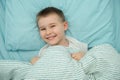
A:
46,29,52,34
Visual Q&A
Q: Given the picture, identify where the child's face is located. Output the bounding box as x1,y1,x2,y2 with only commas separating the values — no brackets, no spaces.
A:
38,13,68,46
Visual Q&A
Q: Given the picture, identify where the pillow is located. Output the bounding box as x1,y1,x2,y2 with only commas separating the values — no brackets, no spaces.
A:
5,0,115,51
5,0,50,50
50,0,115,48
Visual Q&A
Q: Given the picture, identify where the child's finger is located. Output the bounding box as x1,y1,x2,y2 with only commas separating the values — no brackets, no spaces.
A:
71,54,76,58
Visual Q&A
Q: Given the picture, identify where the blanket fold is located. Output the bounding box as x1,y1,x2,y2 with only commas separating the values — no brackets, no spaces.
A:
0,44,120,80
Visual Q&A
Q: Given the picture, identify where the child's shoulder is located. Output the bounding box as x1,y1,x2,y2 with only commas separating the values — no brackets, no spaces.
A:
66,36,88,52
66,36,87,46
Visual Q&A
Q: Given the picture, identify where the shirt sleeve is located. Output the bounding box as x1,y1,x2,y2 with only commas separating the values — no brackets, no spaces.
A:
38,44,49,57
66,36,88,53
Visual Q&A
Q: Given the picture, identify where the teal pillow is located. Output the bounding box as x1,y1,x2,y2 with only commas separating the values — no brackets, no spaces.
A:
50,0,114,48
5,0,50,50
5,0,115,51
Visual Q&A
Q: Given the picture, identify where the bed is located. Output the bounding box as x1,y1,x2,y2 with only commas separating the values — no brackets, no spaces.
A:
0,0,120,80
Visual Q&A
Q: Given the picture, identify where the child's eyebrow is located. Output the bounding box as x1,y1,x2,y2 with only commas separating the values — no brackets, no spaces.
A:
49,23,55,25
39,23,56,28
39,25,45,28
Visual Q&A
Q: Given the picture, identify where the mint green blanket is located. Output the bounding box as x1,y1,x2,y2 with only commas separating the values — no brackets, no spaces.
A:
0,44,120,80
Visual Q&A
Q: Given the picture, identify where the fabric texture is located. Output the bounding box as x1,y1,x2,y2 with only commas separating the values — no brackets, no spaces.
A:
0,0,120,64
3,0,116,51
0,44,120,80
38,36,88,57
24,36,88,79
80,44,120,80
24,44,120,80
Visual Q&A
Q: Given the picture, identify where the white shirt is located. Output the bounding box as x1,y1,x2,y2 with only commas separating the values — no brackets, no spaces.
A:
38,36,88,57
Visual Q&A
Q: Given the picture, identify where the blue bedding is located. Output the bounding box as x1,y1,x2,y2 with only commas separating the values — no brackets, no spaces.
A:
0,44,120,80
0,0,120,62
0,1,120,79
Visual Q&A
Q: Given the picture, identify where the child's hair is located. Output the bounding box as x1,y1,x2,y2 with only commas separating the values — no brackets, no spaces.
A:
37,7,65,23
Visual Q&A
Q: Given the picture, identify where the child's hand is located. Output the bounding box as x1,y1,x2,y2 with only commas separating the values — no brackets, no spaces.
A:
71,52,84,61
30,56,39,65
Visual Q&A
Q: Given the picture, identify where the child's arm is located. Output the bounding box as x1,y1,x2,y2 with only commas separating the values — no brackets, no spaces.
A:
71,52,84,60
30,56,40,64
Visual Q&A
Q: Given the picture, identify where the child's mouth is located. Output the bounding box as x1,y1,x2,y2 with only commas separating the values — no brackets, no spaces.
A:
46,34,56,40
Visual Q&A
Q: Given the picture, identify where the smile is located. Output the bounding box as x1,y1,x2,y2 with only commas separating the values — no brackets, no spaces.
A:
46,34,56,40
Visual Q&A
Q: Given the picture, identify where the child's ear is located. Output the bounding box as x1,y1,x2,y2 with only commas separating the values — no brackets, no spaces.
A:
64,21,68,31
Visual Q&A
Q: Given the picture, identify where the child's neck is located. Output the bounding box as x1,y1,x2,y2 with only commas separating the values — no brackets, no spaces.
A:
49,38,69,47
62,38,69,47
57,38,69,47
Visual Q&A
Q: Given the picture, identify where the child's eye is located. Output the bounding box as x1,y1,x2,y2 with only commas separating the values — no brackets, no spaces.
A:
40,28,46,31
51,25,55,28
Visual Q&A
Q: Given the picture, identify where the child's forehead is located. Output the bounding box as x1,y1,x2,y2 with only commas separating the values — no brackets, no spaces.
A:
38,18,60,28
